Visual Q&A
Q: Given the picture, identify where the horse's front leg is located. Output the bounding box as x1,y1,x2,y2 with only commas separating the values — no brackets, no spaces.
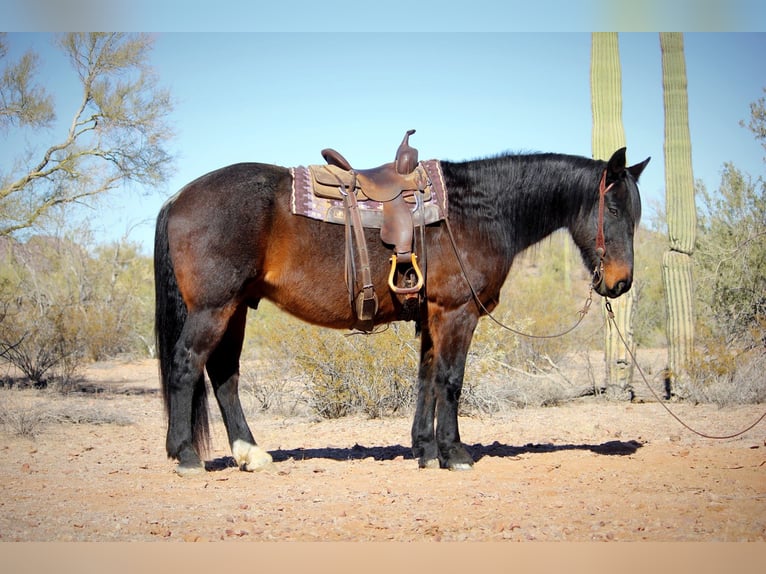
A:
412,303,478,470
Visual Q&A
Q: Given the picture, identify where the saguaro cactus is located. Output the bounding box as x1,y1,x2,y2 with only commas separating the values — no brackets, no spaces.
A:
591,32,635,395
660,32,696,391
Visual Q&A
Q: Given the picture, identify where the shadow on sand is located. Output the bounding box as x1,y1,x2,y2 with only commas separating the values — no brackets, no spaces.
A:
205,439,643,471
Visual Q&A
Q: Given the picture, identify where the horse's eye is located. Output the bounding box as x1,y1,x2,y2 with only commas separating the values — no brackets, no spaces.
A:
608,207,619,217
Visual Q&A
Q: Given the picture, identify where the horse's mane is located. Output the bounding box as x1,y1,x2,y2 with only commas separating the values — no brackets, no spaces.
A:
440,152,606,253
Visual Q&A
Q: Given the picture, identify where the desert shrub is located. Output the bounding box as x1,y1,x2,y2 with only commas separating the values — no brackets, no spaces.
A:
669,164,766,405
239,364,305,418
695,165,766,349
0,389,134,437
676,324,766,406
243,301,417,419
0,233,154,390
296,325,417,419
0,394,51,437
0,306,84,390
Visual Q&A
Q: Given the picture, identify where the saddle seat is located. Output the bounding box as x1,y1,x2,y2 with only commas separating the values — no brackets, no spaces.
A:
320,156,426,203
320,129,426,304
321,128,425,203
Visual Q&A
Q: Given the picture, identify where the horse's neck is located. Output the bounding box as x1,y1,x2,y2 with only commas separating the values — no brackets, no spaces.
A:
506,163,595,254
445,155,598,259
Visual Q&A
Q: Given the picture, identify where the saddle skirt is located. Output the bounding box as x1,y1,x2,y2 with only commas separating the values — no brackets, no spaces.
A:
290,159,448,228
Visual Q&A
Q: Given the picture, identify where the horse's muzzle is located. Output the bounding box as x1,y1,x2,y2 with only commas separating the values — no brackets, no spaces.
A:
606,277,631,298
592,263,632,299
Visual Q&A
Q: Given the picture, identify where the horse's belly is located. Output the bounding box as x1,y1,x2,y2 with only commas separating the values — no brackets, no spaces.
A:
259,257,399,330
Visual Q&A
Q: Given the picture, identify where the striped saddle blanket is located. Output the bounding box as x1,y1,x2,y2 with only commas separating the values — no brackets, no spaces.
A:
289,159,448,228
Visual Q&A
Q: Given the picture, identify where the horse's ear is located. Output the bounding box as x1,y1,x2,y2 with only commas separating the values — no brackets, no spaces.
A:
606,147,627,177
628,157,651,181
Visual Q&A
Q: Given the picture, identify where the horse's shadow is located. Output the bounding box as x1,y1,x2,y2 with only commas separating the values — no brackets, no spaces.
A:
205,439,643,471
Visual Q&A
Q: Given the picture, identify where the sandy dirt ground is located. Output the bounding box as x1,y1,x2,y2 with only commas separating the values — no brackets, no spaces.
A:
0,359,764,542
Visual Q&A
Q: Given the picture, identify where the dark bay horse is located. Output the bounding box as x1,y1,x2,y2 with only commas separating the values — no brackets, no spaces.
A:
154,146,649,475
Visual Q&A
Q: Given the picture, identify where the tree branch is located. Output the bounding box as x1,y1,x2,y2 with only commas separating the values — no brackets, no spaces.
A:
0,33,174,237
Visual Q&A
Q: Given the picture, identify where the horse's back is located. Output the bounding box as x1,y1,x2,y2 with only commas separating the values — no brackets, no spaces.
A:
168,162,288,216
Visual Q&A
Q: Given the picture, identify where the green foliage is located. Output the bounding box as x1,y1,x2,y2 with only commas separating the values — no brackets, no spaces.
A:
695,164,766,348
0,34,54,130
741,87,766,160
0,33,174,237
0,233,154,389
680,91,766,403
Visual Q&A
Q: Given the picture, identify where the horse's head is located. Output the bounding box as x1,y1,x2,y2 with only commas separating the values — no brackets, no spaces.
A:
574,148,650,299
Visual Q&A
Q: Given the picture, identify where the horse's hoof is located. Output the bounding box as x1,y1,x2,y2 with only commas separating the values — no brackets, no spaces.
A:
442,445,474,470
175,462,205,477
233,439,273,472
419,458,440,470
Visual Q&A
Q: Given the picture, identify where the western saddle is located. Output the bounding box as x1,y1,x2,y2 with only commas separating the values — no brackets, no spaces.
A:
320,129,428,331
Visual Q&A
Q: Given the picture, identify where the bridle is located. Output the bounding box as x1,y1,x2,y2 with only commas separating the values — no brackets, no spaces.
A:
595,169,616,259
592,169,616,289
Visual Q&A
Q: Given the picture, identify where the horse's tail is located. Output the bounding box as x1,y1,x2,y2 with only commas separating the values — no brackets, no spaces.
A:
154,200,210,456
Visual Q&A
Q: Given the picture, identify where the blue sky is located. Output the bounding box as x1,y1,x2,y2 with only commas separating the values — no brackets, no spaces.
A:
3,31,766,252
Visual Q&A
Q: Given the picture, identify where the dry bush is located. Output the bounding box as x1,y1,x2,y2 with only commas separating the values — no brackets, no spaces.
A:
0,234,154,392
0,394,51,438
295,324,418,419
0,389,134,437
0,302,85,391
678,342,766,407
239,362,308,418
243,302,418,420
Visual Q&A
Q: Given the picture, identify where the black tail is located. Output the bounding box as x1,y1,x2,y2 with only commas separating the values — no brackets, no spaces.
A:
154,201,210,457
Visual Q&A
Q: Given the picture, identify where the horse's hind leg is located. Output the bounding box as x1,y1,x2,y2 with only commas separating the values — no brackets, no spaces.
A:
166,307,232,476
206,304,272,472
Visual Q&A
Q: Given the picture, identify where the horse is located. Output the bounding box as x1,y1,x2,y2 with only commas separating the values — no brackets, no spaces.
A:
154,145,649,476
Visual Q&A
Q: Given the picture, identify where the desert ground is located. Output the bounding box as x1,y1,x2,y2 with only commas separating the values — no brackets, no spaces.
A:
0,358,764,543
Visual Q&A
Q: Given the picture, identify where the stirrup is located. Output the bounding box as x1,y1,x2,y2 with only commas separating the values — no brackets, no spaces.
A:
388,253,424,295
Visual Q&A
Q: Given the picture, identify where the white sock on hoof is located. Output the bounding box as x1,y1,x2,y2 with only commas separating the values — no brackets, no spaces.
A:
175,463,205,477
233,439,273,472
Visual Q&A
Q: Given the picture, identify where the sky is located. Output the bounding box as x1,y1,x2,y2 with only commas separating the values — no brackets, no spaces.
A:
2,28,766,253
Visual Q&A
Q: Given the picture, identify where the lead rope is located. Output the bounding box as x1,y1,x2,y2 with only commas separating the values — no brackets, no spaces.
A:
443,217,596,339
604,300,766,439
445,213,765,438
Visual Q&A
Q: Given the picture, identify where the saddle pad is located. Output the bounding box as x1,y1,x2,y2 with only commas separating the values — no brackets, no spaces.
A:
290,159,448,229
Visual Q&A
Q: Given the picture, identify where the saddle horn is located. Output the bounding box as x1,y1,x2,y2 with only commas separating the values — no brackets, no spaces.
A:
395,129,418,175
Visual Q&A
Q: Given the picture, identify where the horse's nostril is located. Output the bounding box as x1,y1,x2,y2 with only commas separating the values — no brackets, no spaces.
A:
611,279,631,298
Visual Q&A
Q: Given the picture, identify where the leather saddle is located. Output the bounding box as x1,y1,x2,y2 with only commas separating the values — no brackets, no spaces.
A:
319,129,428,330
321,130,426,263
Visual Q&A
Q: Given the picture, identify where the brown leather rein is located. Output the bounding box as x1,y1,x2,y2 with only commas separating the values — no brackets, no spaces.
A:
595,168,615,260
591,169,616,291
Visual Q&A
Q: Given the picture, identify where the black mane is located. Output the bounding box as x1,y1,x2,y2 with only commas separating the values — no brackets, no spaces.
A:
441,152,609,254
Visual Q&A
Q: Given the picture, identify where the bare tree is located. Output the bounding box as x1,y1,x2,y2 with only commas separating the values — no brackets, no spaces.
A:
0,33,174,237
